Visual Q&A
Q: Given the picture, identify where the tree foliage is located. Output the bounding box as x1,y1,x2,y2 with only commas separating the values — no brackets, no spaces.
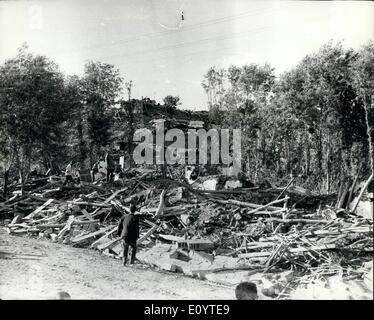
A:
201,41,371,192
0,44,68,193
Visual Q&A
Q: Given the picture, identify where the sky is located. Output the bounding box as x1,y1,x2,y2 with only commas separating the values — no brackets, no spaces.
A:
0,0,373,110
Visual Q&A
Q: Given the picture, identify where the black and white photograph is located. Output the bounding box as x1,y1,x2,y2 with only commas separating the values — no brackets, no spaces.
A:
0,0,373,303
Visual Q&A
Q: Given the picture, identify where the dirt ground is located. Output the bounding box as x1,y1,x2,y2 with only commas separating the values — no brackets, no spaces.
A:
0,228,235,300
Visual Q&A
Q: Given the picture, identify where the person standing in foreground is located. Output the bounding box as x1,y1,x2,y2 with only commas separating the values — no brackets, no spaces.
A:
117,204,139,266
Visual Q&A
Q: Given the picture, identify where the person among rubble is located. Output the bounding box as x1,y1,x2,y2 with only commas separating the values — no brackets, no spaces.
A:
117,203,139,265
105,150,114,183
91,158,103,181
74,162,81,187
63,160,75,186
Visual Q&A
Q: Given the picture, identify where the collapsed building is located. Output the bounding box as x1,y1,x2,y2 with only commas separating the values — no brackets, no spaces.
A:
0,99,373,300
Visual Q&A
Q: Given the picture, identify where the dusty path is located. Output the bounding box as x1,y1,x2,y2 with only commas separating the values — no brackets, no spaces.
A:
0,229,234,300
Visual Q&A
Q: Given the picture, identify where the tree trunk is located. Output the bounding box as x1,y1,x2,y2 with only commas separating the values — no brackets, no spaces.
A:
326,134,331,194
77,111,86,164
306,138,310,176
317,130,323,172
3,168,9,199
363,102,374,175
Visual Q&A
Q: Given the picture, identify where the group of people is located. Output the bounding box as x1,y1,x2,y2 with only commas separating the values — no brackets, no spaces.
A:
91,151,115,183
63,150,116,186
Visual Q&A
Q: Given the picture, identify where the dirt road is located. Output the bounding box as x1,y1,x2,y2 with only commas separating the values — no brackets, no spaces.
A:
0,229,234,300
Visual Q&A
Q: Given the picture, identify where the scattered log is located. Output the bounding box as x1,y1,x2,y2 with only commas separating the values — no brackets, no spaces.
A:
266,218,330,224
97,237,121,251
239,244,336,259
66,201,111,208
91,226,118,248
346,164,362,208
89,188,128,217
197,188,258,195
246,197,289,215
137,190,165,245
80,209,94,221
70,225,114,243
37,219,99,230
352,173,373,213
337,179,351,209
23,199,54,220
9,215,22,226
56,215,75,240
155,190,166,217
275,177,295,201
214,199,281,211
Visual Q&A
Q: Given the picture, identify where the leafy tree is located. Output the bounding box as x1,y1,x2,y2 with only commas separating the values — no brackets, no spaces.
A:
201,42,370,193
63,75,88,165
202,63,275,181
350,42,374,176
201,66,226,113
0,44,68,194
80,61,123,166
163,95,180,108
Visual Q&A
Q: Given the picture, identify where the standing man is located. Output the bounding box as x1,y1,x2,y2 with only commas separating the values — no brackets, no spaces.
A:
117,204,139,266
63,160,75,186
105,149,114,183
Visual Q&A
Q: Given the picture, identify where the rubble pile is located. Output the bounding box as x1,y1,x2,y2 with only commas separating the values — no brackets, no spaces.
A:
1,168,372,299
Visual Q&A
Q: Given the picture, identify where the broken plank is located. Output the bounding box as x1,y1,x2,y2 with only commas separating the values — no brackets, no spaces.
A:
97,237,122,251
238,244,336,259
214,199,281,211
37,219,100,229
158,234,185,242
247,197,289,215
197,189,258,195
266,218,330,224
79,209,94,221
23,199,54,220
137,224,160,245
9,215,22,226
66,201,111,208
91,226,119,248
137,190,165,245
70,225,113,243
89,189,127,217
56,215,75,240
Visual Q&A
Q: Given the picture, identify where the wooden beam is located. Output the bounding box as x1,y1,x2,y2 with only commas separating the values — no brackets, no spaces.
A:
91,226,118,248
238,244,336,258
23,199,54,220
66,201,111,208
70,225,114,243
